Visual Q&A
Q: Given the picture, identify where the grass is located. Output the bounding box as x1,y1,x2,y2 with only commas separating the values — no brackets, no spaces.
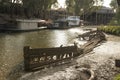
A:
97,26,120,36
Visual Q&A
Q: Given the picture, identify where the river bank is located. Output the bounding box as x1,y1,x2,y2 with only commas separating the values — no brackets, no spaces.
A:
17,33,120,80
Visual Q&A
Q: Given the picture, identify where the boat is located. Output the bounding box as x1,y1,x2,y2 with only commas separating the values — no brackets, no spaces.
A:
47,19,69,29
0,19,47,31
47,16,81,29
66,16,80,27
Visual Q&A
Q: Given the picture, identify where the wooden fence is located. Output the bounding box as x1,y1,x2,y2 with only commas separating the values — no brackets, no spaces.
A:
24,45,79,71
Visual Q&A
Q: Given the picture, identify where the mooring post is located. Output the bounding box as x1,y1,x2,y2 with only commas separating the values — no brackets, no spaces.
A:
24,46,30,71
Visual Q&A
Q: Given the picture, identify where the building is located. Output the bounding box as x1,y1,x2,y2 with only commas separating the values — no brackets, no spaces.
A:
0,19,47,31
83,6,115,25
50,8,67,20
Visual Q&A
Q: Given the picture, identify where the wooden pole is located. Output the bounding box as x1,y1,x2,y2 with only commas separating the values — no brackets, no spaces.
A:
24,46,30,71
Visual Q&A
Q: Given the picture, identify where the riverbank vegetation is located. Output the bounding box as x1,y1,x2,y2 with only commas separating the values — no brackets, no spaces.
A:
98,0,120,36
98,26,120,36
114,74,120,80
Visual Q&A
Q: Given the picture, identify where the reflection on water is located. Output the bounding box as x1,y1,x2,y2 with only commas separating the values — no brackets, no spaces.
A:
68,28,87,34
0,27,85,80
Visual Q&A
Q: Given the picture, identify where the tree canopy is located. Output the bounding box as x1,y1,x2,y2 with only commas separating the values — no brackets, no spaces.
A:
110,0,120,25
0,0,58,19
0,0,107,19
65,0,103,15
110,0,118,10
22,0,58,18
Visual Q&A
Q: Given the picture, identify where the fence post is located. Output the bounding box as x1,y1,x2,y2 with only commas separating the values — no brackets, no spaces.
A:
73,43,79,57
24,46,30,71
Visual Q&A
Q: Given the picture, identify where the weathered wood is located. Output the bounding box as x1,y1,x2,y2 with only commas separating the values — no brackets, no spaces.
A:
81,31,105,54
78,30,105,41
24,45,78,71
24,46,31,71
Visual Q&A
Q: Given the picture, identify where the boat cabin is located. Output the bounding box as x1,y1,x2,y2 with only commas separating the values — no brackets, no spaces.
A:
2,19,47,31
66,16,80,26
16,19,41,30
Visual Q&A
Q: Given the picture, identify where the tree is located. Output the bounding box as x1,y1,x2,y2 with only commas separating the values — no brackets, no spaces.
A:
65,0,103,16
74,0,95,15
117,0,120,6
115,2,120,25
22,0,57,19
110,0,120,25
0,0,57,19
65,0,75,15
110,0,118,10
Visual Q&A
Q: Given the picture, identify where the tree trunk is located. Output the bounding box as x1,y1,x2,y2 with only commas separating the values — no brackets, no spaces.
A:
117,0,120,6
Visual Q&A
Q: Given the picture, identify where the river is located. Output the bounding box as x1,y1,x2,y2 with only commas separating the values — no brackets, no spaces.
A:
0,27,89,80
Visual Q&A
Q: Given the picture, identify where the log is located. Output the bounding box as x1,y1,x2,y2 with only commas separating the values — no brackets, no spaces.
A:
79,30,106,54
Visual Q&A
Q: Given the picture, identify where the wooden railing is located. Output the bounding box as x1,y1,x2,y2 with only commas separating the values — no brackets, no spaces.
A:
24,45,79,71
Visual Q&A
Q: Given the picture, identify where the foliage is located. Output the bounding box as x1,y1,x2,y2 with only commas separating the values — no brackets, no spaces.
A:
114,74,120,80
0,0,57,19
115,7,120,24
110,0,120,25
110,0,118,10
65,0,103,15
98,26,120,36
22,0,57,18
65,0,75,15
0,1,23,16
